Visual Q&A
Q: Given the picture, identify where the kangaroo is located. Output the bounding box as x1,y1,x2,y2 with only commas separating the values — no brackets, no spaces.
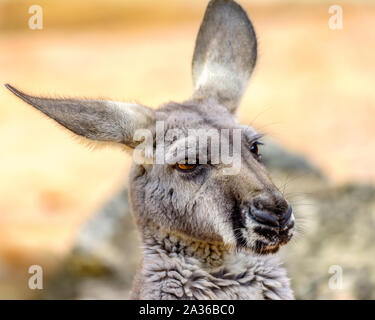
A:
6,0,295,299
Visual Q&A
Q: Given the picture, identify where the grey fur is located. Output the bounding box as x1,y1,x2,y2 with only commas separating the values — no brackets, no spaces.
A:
6,0,294,300
192,0,257,113
5,84,154,147
132,226,293,300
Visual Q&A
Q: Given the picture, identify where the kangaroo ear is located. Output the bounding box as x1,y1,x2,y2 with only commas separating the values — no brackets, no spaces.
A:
5,84,155,148
192,0,257,113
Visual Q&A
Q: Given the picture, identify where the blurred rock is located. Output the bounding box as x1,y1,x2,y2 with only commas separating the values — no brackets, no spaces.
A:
281,184,375,299
262,138,323,178
43,142,375,300
42,186,140,299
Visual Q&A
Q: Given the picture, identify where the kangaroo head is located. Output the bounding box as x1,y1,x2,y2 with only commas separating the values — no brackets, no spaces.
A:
6,0,294,255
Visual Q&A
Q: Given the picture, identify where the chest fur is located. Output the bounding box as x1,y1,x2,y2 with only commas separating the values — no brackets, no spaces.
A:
135,251,293,300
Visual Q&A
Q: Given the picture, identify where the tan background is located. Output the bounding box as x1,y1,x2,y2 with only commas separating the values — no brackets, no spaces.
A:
0,0,374,298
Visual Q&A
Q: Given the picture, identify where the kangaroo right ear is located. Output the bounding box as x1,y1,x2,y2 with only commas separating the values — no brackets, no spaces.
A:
5,84,155,148
192,0,257,113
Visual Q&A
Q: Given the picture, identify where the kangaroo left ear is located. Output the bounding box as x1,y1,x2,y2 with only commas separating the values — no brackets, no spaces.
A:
191,0,257,113
5,84,155,148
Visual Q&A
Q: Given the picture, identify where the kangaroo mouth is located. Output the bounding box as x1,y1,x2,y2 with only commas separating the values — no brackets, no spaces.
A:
250,218,295,254
229,198,295,255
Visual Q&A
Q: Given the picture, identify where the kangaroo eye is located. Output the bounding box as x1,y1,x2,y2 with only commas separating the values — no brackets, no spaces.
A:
176,163,198,172
250,143,258,155
250,141,262,160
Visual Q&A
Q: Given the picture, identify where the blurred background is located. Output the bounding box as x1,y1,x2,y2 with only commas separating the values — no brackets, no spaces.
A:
0,0,374,299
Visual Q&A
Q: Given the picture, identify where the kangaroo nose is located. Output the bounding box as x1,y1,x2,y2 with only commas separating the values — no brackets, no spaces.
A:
249,198,292,228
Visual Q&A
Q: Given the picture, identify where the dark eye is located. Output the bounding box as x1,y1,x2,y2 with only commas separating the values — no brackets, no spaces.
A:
176,163,198,172
250,141,262,160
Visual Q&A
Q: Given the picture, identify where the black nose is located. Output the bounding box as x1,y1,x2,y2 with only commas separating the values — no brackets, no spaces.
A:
249,198,292,228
